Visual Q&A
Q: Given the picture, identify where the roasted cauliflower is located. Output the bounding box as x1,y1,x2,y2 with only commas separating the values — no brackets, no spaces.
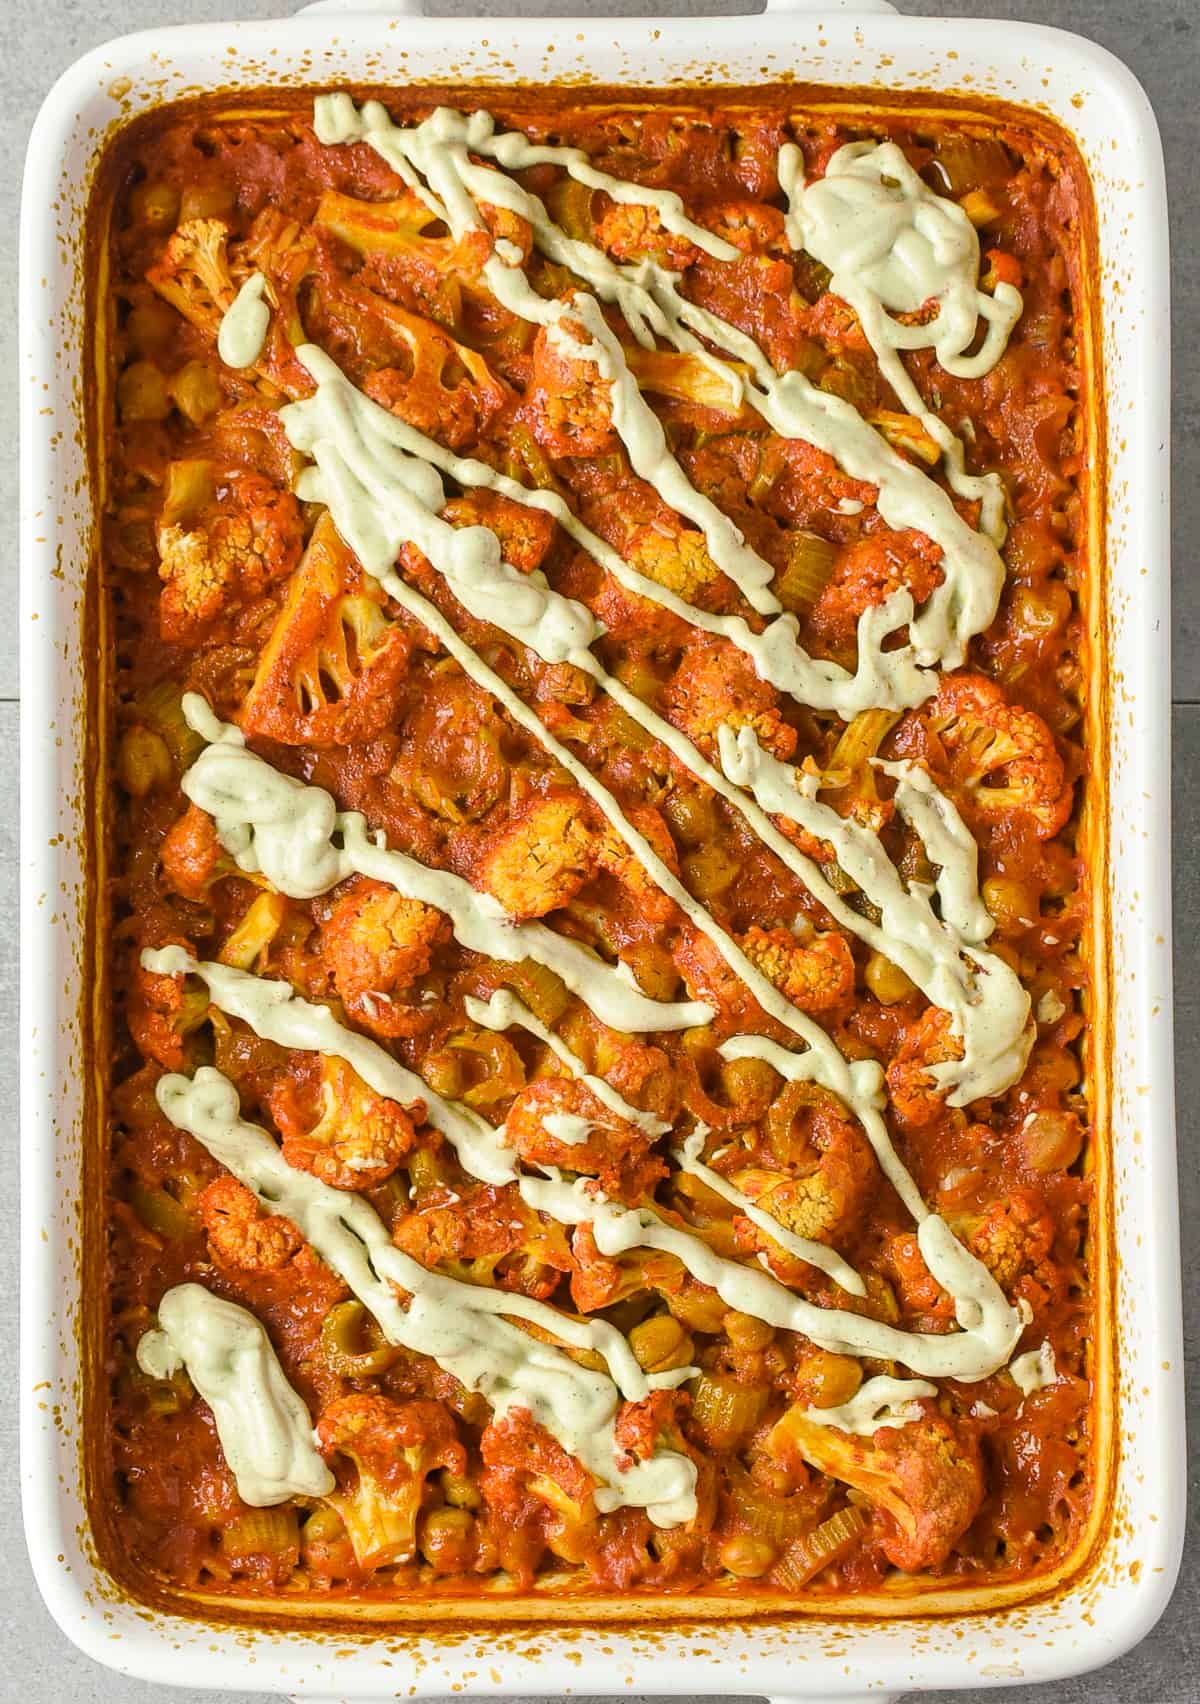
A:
770,1405,984,1573
156,471,303,643
316,1393,466,1569
320,876,450,1038
476,793,597,920
266,1056,421,1190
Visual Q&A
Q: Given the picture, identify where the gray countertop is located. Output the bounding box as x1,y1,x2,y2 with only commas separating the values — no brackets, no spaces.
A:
2,0,1195,1697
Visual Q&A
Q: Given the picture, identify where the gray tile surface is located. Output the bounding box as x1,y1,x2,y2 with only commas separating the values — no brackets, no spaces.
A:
4,0,1196,1698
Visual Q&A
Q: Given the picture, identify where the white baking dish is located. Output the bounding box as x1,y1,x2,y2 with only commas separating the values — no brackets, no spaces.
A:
19,2,1182,1697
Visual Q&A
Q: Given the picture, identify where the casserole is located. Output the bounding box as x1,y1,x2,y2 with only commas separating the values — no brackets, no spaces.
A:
20,1,1182,1697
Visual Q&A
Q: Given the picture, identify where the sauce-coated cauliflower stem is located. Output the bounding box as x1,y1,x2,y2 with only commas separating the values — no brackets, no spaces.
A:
770,1404,985,1573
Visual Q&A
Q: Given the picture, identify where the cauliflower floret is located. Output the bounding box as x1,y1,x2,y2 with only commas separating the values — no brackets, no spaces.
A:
954,1187,1056,1297
770,1406,984,1573
886,1007,966,1129
390,669,512,824
440,489,556,576
476,793,597,920
568,1222,687,1314
728,1090,875,1245
663,640,797,761
316,1393,466,1569
320,877,450,1038
159,803,236,902
237,206,319,395
594,202,702,270
392,1180,573,1300
307,253,512,449
686,249,810,375
612,1387,691,1466
240,512,413,748
810,532,943,649
126,935,209,1070
157,472,303,643
699,200,787,255
884,1229,957,1323
361,331,511,454
504,1078,666,1202
593,804,681,925
624,518,722,600
146,217,237,336
527,319,617,460
266,1056,420,1190
740,925,854,1016
198,1174,303,1272
930,672,1073,840
675,927,763,1029
479,1406,599,1577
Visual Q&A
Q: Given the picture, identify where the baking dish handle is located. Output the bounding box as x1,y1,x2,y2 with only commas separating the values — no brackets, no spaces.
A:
287,1693,901,1703
287,1695,900,1703
764,0,898,11
767,1694,901,1704
294,0,901,14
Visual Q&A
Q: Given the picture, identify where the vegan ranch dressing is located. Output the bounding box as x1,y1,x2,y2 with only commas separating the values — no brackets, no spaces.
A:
803,1374,939,1436
137,1283,334,1506
216,272,270,369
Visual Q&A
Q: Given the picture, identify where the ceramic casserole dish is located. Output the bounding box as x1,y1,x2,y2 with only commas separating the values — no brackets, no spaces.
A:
19,1,1182,1697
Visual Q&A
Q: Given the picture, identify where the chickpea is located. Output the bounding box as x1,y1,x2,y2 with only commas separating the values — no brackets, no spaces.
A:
1029,1043,1081,1095
1009,579,1072,641
1018,1107,1084,1173
982,875,1040,936
116,725,172,797
718,1534,777,1578
1040,842,1078,898
680,1024,718,1068
1005,520,1062,579
725,1311,775,1352
299,1503,353,1572
179,182,236,221
440,1469,482,1511
664,785,718,848
112,517,156,573
125,296,178,356
864,950,917,1005
629,1312,694,1374
620,941,680,1002
799,1349,863,1410
717,1055,780,1118
667,1288,729,1334
116,360,171,423
681,843,740,899
419,1505,475,1569
128,180,180,232
420,1049,464,1099
170,359,222,426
